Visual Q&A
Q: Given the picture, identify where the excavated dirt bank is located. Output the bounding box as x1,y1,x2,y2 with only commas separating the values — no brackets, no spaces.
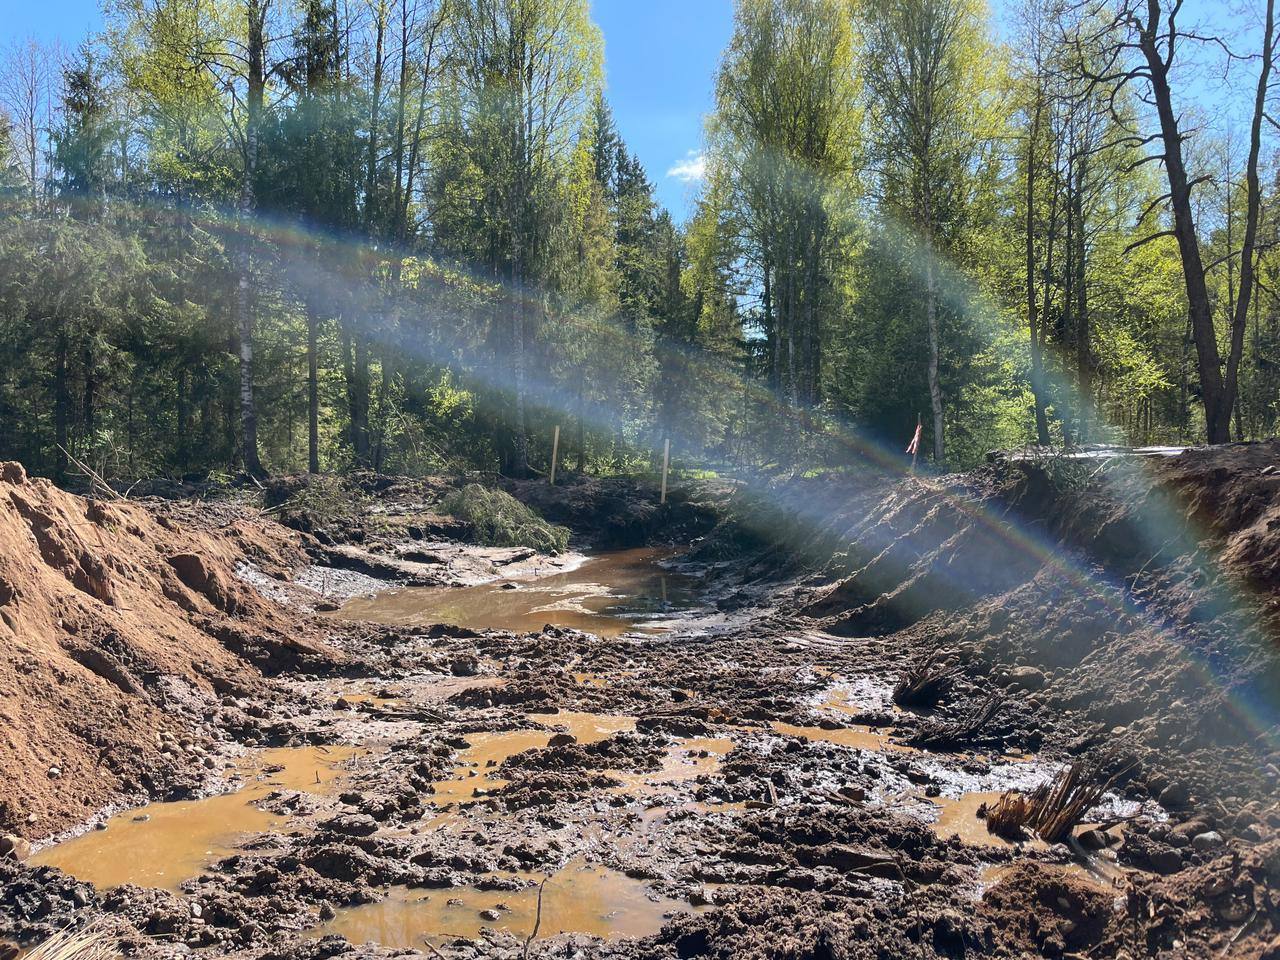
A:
1,447,1279,960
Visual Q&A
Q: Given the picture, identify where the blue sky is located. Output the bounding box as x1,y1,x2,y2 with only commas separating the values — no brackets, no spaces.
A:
7,0,733,221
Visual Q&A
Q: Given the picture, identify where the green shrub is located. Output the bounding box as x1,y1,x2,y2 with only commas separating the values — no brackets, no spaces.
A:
441,483,570,552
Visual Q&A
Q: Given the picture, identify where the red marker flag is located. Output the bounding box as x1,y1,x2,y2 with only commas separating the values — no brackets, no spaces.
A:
906,423,922,456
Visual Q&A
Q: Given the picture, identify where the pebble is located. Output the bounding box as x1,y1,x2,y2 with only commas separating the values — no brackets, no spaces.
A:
47,765,61,779
1191,830,1222,851
0,835,31,861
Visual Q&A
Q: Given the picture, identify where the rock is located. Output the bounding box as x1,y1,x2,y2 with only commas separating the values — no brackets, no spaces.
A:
547,733,577,748
321,812,379,837
1159,782,1192,807
333,697,352,711
450,656,480,677
319,903,336,921
203,756,217,769
1078,828,1109,850
1005,666,1045,691
1149,848,1183,874
0,941,19,960
479,909,502,921
47,765,61,779
0,835,31,861
1192,831,1223,851
839,785,866,802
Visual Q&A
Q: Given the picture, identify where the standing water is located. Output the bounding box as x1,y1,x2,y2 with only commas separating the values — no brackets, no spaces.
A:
333,547,702,637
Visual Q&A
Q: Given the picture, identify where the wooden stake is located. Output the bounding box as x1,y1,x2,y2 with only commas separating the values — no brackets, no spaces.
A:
549,425,560,485
910,413,921,476
660,438,671,504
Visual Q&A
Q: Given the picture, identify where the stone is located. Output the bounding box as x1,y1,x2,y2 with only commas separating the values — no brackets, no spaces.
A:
1,941,20,960
1005,666,1045,691
47,765,61,779
321,813,379,837
1159,781,1192,807
1078,828,1109,850
479,909,502,921
547,733,577,748
0,835,31,861
1192,831,1223,851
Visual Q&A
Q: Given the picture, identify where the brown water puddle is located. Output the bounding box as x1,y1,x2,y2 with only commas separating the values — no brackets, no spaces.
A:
32,746,362,890
926,792,1034,850
315,859,690,947
770,721,916,754
333,548,700,638
432,712,637,805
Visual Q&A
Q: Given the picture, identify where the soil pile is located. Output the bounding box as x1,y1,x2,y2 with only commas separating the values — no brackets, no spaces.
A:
779,442,1280,814
0,462,336,837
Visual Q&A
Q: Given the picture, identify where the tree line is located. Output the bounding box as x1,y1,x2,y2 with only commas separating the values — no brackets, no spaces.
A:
0,0,1277,485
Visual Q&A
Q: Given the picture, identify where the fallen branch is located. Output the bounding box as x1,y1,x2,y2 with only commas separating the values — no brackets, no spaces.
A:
57,445,123,502
522,875,548,959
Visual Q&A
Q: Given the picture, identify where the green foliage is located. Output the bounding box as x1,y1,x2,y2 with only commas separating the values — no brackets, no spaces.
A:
0,0,1273,492
441,483,570,552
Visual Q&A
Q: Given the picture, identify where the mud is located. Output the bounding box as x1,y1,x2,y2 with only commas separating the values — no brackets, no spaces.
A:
3,448,1280,960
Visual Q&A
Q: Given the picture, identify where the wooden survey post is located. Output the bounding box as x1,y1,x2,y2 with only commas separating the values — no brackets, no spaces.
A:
550,425,560,485
660,438,670,504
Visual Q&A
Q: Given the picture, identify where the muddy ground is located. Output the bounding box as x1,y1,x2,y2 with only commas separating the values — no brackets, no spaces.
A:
2,451,1280,959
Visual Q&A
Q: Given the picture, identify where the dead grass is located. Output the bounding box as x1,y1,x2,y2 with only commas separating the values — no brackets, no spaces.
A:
25,925,117,960
985,761,1114,844
892,652,964,707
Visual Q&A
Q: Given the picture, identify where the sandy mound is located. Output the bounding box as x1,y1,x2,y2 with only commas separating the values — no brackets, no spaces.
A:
0,462,336,838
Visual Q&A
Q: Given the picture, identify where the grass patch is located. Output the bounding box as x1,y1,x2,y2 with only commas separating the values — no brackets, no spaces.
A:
442,484,570,553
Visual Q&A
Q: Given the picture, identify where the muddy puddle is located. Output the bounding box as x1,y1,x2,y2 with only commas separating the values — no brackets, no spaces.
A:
31,746,363,890
432,712,637,805
333,548,701,638
315,859,692,948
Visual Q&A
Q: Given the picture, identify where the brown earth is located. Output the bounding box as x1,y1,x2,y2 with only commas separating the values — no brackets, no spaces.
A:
0,461,337,838
1,446,1280,960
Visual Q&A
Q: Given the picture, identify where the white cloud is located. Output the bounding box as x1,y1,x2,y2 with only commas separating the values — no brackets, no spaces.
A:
666,150,706,183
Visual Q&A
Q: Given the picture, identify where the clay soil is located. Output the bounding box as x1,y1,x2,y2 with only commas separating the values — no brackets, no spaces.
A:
2,448,1280,960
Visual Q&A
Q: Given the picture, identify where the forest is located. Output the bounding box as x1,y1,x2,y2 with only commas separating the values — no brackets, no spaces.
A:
1,0,1278,483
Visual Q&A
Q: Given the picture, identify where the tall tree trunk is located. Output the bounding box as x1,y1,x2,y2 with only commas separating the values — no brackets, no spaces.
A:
1073,157,1090,442
1025,96,1050,445
82,340,95,448
306,296,320,474
923,193,944,466
236,0,268,477
54,331,69,479
1223,0,1275,444
1137,17,1227,443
